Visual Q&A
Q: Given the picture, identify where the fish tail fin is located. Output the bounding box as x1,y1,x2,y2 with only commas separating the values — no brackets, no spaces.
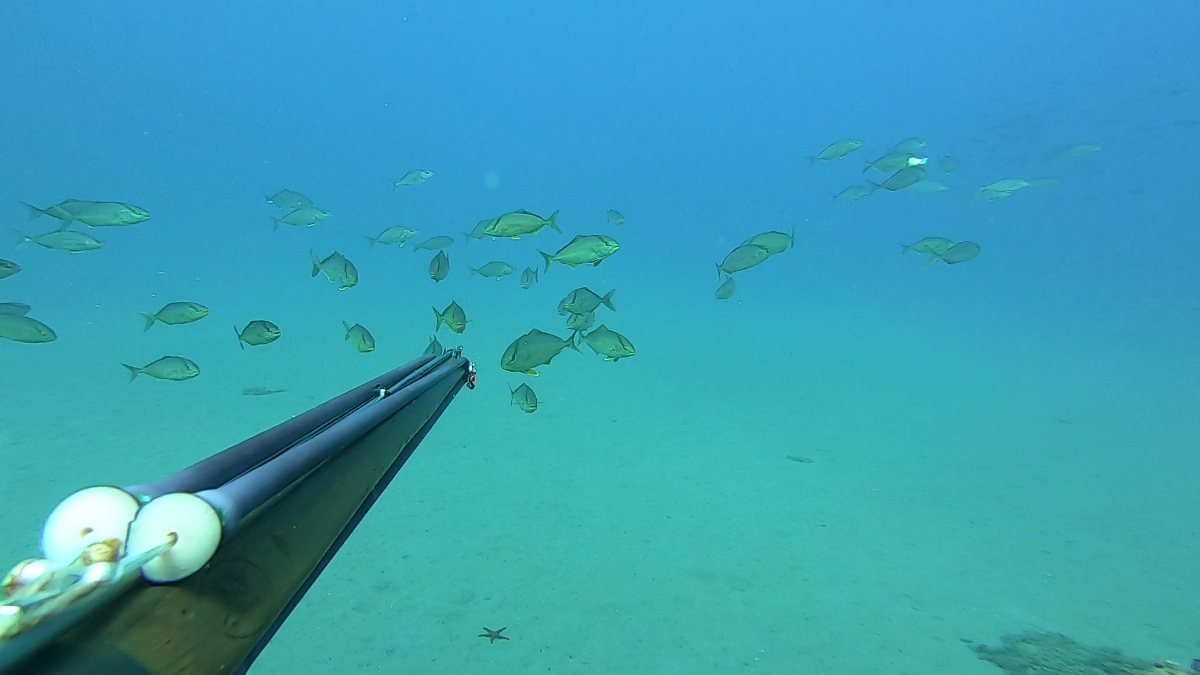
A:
900,244,911,254
235,324,245,350
865,180,883,195
11,229,31,249
310,250,320,277
20,201,67,225
538,250,554,273
789,222,796,247
432,307,444,331
461,233,472,245
546,210,561,233
565,334,581,352
140,312,157,331
601,289,616,312
469,266,480,276
805,156,816,166
270,216,282,231
365,236,377,249
20,201,46,220
715,263,722,282
342,320,352,339
121,364,140,383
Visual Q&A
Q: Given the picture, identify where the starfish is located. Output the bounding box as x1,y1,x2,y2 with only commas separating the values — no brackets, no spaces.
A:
478,626,509,644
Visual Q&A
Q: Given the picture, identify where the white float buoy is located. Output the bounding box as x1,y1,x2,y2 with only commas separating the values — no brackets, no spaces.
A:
126,493,221,583
40,486,139,564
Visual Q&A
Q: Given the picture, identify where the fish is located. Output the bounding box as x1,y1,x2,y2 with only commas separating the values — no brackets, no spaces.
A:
509,383,538,413
715,276,735,300
1053,143,1101,161
891,137,928,154
272,206,330,229
0,259,19,279
557,287,616,316
424,334,444,356
901,237,956,257
0,302,31,315
22,199,150,228
519,267,539,289
808,139,863,163
979,178,1031,196
740,227,794,255
310,250,358,290
538,235,620,272
265,189,313,209
141,302,209,331
606,209,626,226
122,356,200,382
500,329,579,375
0,314,56,343
242,386,287,396
867,166,926,193
863,152,925,174
716,244,771,277
565,310,595,333
393,169,434,187
581,325,636,362
411,235,455,252
235,320,281,349
930,241,981,265
833,185,871,202
483,209,561,239
429,250,450,282
342,321,376,352
365,226,417,248
470,261,515,279
433,300,468,334
14,229,104,253
937,155,961,172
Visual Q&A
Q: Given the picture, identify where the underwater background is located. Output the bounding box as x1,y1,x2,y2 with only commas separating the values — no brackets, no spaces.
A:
2,1,1198,673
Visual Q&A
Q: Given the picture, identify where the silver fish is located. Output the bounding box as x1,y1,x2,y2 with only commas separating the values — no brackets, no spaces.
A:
343,321,376,352
15,229,104,253
715,276,735,300
433,301,468,334
122,356,199,382
581,325,636,362
429,250,450,282
236,320,281,349
310,250,358,290
141,302,209,331
272,206,330,229
470,261,515,279
0,314,56,343
538,235,620,271
519,267,539,289
500,329,578,376
265,189,313,209
365,226,417,248
716,244,770,277
23,199,150,228
509,383,538,413
394,169,434,187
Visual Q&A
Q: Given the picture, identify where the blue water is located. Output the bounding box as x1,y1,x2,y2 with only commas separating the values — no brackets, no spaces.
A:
2,2,1198,673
